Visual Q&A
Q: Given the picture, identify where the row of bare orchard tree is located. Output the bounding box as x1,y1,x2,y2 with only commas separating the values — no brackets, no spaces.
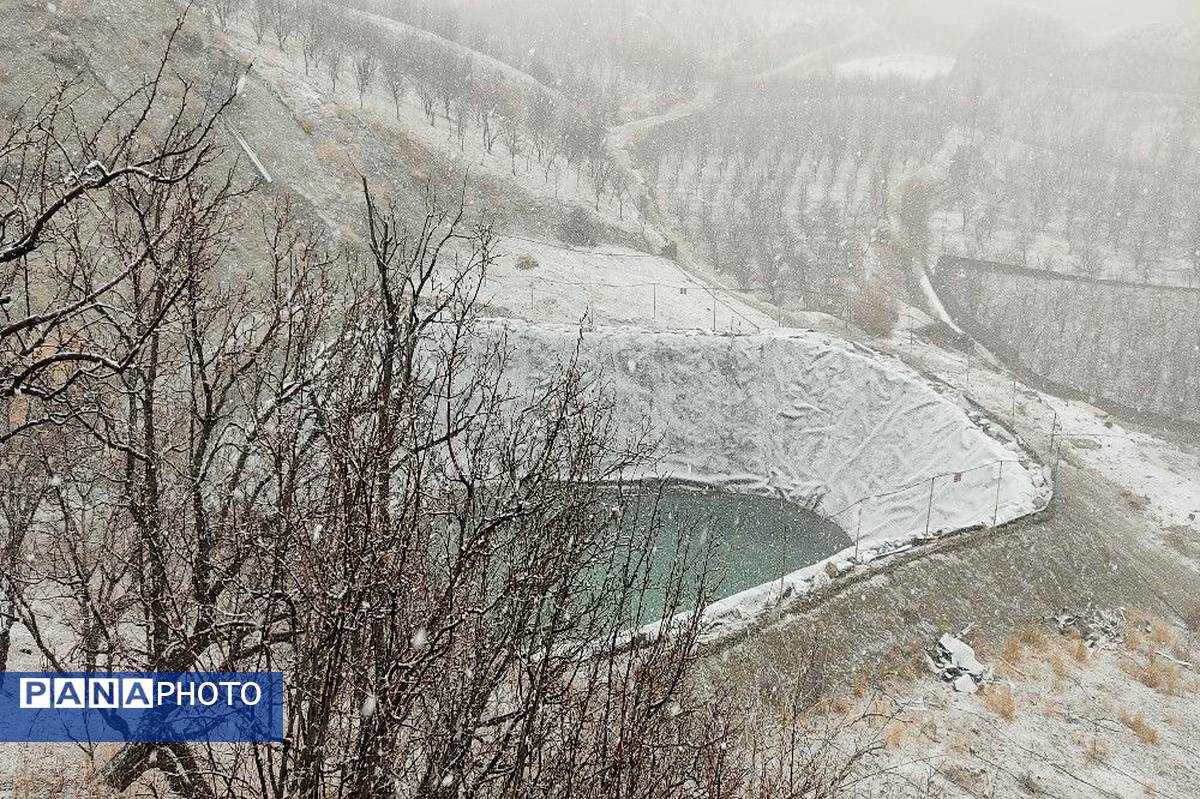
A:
0,22,888,799
641,64,1200,298
326,0,702,109
208,0,636,216
937,259,1200,427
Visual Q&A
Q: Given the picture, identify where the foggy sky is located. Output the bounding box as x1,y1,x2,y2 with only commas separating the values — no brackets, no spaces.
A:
877,0,1199,55
1031,0,1200,32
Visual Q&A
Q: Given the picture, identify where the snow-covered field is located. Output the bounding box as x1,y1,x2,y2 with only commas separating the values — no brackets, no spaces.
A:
1047,400,1200,532
491,320,1049,634
835,53,956,82
486,238,781,332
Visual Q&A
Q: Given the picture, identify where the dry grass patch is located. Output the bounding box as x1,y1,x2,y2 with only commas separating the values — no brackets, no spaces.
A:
941,762,988,795
982,684,1017,721
1119,709,1160,745
882,719,908,751
1049,651,1069,682
1017,772,1042,795
1119,614,1196,696
1148,618,1174,647
875,638,925,688
1039,699,1063,721
1001,623,1051,666
1127,656,1188,697
1085,734,1110,764
1120,489,1150,511
9,752,119,799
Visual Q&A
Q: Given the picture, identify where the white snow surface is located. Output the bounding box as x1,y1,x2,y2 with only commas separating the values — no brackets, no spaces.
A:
491,320,1049,635
835,53,956,82
486,238,780,333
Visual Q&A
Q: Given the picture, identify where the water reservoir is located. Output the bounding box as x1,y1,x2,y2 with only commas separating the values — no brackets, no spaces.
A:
610,483,852,618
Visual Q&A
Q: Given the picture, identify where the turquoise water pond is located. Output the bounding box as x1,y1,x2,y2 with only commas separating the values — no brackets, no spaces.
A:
606,483,852,618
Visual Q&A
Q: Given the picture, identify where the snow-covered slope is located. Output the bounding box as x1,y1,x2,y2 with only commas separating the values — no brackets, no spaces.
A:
496,321,1048,549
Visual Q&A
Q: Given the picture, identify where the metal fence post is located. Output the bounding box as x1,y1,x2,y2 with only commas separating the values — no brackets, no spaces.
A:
924,476,936,536
652,282,657,320
778,492,786,594
993,460,1004,526
855,502,863,560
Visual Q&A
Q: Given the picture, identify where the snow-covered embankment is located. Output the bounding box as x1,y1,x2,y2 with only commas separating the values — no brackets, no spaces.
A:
493,321,1051,635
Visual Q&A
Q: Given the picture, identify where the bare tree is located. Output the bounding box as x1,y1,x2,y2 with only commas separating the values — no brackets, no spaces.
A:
211,0,241,29
6,142,723,794
381,52,406,118
0,7,235,707
1188,210,1200,286
298,0,327,76
0,14,232,443
326,34,346,94
250,0,271,43
499,111,522,175
353,51,377,109
269,0,296,50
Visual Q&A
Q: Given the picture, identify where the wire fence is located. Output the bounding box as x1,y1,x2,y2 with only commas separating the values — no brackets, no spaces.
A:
825,457,1035,561
740,359,1082,592
506,271,877,336
494,230,889,334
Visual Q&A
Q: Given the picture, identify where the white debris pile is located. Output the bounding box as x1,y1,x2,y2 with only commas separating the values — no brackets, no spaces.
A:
928,633,992,693
1049,607,1124,647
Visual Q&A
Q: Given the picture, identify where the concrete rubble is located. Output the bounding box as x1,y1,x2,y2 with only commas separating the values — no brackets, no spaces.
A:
929,632,992,693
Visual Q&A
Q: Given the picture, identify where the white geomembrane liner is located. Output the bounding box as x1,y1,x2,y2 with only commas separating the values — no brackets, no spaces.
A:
489,320,1051,637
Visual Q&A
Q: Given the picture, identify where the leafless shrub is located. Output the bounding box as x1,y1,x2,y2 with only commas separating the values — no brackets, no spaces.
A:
2,146,729,794
849,269,901,337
